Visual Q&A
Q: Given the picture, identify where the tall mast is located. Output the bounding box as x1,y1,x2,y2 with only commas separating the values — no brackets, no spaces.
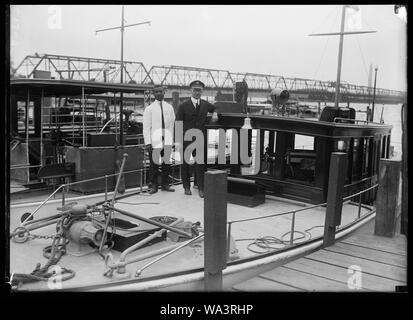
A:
96,6,150,145
120,6,125,144
309,6,376,108
334,6,346,108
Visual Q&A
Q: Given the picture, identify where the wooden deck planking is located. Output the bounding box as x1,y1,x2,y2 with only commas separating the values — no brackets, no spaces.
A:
285,258,405,291
259,266,365,292
306,250,406,282
233,276,304,292
323,242,407,268
233,220,407,292
341,235,407,256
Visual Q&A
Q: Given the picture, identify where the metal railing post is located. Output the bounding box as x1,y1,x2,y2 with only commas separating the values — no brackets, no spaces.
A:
226,222,232,260
61,184,66,207
140,169,143,193
290,211,296,245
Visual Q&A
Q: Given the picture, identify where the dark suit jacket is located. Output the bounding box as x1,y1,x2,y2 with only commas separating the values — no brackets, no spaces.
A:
176,98,216,133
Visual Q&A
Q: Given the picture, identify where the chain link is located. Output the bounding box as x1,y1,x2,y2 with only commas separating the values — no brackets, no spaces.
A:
12,226,60,243
30,233,58,240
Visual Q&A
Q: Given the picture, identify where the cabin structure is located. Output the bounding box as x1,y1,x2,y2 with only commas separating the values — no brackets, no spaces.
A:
10,78,153,185
206,107,392,205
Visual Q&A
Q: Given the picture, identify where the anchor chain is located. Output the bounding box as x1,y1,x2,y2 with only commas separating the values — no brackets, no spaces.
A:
12,226,60,243
11,219,76,289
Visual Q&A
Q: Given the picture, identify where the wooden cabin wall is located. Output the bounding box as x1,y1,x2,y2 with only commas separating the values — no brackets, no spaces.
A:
375,135,382,175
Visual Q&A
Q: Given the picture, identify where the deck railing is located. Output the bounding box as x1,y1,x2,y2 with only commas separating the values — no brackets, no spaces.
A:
225,183,378,258
19,148,183,225
16,153,378,260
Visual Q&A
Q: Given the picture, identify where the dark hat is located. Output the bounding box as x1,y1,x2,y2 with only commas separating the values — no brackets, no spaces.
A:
189,80,205,89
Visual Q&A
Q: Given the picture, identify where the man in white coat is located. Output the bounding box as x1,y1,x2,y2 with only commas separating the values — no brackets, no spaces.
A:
143,86,176,193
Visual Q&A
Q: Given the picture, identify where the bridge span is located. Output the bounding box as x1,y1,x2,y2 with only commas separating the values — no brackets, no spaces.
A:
13,54,406,105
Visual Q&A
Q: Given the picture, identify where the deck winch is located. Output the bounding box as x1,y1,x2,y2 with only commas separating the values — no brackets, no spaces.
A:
65,220,105,256
61,204,106,256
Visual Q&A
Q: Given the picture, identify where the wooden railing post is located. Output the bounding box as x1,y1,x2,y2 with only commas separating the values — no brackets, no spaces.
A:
375,159,401,237
204,170,227,291
323,152,347,247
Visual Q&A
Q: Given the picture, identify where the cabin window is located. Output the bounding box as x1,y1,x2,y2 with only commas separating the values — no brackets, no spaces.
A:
386,135,391,158
372,140,377,175
352,138,362,181
294,134,314,150
362,138,370,177
17,101,34,135
334,139,350,153
263,131,276,154
373,138,382,175
284,134,316,184
381,136,387,158
260,130,276,175
377,138,382,172
337,140,347,151
367,137,374,175
334,139,352,183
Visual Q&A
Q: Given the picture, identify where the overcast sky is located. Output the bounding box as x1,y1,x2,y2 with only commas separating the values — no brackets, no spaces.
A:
10,5,407,91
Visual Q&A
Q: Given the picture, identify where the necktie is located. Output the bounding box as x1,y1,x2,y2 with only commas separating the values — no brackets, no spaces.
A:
160,100,165,130
160,100,165,144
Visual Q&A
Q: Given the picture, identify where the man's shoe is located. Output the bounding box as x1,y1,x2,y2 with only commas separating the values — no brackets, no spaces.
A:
184,188,192,195
150,187,158,194
161,185,175,192
198,190,204,198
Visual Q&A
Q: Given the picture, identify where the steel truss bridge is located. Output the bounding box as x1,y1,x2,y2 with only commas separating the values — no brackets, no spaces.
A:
13,54,406,104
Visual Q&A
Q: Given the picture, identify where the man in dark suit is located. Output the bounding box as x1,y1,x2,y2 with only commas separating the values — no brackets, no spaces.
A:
176,80,218,197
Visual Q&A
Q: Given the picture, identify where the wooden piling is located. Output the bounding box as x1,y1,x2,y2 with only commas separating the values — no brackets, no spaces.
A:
323,152,347,247
204,170,227,291
375,159,401,237
401,103,407,235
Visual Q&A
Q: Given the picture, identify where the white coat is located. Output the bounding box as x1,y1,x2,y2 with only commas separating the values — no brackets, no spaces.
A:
143,100,175,149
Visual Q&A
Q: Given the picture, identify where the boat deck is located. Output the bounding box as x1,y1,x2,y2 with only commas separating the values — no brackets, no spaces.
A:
9,184,372,291
233,220,407,292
